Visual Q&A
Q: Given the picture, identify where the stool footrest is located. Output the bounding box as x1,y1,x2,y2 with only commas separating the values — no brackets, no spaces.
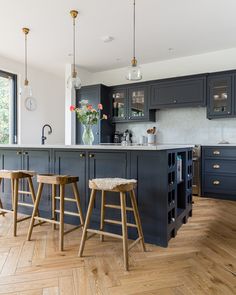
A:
55,210,80,217
17,216,31,223
104,204,134,211
18,202,34,208
104,219,138,228
128,237,143,251
18,190,32,195
87,229,123,240
0,208,13,214
34,216,60,225
55,196,77,203
64,224,83,235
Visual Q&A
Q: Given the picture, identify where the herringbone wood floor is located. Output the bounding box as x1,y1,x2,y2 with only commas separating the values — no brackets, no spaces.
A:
0,197,235,295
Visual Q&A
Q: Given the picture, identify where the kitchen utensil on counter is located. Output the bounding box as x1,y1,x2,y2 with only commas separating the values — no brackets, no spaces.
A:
121,130,132,145
147,126,157,145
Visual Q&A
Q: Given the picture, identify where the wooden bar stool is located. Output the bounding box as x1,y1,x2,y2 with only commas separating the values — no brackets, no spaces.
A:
27,174,84,251
78,178,146,271
0,170,37,236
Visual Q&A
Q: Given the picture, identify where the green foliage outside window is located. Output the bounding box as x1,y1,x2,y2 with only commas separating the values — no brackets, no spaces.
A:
0,77,10,144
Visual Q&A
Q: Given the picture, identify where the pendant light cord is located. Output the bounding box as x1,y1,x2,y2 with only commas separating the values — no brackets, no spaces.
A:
133,0,136,61
25,33,28,84
73,17,76,76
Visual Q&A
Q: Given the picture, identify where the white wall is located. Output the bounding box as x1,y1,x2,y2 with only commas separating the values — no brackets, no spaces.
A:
0,55,65,144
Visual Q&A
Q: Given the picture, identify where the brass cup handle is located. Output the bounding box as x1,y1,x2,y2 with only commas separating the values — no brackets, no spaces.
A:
16,151,22,155
213,150,220,155
80,153,85,158
213,164,220,169
213,180,220,185
23,151,28,155
89,154,94,158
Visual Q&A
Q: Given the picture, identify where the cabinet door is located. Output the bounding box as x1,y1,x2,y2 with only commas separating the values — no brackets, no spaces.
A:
207,74,233,118
76,86,100,144
54,151,86,222
111,88,128,122
128,86,149,120
150,77,206,109
0,150,22,209
23,150,51,214
88,152,127,225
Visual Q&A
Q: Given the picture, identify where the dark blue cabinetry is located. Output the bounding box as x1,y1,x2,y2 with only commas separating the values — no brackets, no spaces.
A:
111,84,155,123
150,75,206,109
202,146,236,201
76,84,114,144
0,149,51,214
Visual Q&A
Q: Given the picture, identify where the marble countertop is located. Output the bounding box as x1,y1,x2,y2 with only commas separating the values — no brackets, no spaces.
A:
0,144,194,151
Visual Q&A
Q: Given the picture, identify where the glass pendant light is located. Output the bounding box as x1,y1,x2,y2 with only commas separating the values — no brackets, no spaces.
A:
126,0,142,81
22,27,33,98
67,10,82,89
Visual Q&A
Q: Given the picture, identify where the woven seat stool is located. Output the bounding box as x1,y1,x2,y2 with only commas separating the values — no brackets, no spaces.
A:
27,174,84,251
0,170,37,236
78,178,146,271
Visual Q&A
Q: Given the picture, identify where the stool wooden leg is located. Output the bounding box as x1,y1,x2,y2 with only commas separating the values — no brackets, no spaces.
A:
52,184,57,230
72,182,84,226
59,184,65,251
120,192,129,271
27,183,44,241
78,189,96,257
130,190,146,252
27,177,40,217
100,190,106,242
0,178,5,217
13,179,19,237
11,178,14,211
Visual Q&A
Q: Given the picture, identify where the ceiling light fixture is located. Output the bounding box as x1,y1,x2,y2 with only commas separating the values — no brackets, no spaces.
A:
126,0,142,81
22,27,32,98
67,10,82,90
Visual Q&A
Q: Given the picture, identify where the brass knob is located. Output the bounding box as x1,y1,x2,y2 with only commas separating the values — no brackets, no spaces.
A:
89,154,94,158
213,164,220,169
80,153,85,158
173,99,177,103
213,180,220,185
213,150,220,155
171,218,175,223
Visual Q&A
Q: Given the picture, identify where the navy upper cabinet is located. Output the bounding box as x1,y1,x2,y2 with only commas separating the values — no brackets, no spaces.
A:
76,84,114,144
150,75,206,109
111,87,128,122
207,73,233,119
111,85,155,123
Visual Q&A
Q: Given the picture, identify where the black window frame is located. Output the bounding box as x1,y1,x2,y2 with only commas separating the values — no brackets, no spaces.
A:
0,70,17,144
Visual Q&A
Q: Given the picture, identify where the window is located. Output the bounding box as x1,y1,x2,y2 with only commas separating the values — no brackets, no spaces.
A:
0,70,17,144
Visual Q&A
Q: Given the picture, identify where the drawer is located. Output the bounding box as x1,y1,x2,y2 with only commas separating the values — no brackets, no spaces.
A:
203,147,236,158
204,159,236,174
203,173,236,193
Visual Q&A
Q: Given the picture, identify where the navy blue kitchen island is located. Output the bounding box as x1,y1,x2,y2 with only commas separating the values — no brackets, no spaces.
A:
0,144,193,247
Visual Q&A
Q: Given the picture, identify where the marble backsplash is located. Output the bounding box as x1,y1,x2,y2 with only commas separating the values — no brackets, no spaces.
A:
116,108,236,144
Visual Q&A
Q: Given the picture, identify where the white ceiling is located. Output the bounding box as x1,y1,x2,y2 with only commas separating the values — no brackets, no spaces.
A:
0,0,236,76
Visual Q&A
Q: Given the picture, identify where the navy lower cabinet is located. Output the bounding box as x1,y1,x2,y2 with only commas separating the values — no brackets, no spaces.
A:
88,151,128,230
54,150,87,223
0,149,21,209
130,149,193,247
202,146,236,201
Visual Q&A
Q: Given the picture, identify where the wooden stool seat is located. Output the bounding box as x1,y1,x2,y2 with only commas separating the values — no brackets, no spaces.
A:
37,174,79,185
89,178,137,192
0,170,35,179
0,169,37,236
79,177,145,271
27,174,84,251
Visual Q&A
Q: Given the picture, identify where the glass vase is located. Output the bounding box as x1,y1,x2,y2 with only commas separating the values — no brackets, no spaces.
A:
82,125,94,145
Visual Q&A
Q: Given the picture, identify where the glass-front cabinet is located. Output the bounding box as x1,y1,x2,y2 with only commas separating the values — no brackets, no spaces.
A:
111,85,154,122
111,88,128,121
207,74,233,118
128,86,148,120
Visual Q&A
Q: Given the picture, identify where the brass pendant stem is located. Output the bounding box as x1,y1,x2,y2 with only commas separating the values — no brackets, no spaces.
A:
70,10,78,19
72,71,77,78
131,58,137,67
24,79,29,86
